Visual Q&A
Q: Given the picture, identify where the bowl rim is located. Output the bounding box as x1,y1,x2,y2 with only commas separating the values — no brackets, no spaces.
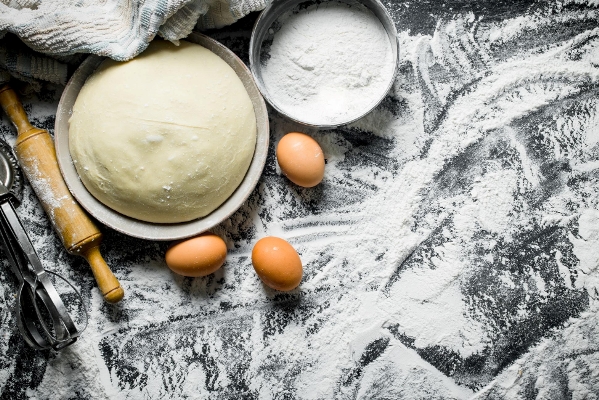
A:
248,0,400,129
55,32,269,241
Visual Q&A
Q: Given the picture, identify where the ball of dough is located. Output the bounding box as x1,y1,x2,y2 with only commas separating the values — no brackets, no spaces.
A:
69,40,257,223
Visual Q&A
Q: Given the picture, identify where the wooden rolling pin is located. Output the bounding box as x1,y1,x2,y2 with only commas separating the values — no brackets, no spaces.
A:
0,84,124,303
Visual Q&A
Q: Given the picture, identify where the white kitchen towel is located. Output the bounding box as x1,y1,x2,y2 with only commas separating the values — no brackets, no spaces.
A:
0,0,267,85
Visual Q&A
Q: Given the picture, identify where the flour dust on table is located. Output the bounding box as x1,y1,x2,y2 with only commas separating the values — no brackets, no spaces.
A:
1,1,599,399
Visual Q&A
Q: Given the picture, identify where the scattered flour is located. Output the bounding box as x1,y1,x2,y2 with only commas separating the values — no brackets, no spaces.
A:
570,208,599,298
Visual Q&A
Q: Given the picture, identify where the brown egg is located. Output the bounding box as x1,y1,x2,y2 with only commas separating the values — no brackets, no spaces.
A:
252,237,303,291
276,132,325,187
165,233,227,277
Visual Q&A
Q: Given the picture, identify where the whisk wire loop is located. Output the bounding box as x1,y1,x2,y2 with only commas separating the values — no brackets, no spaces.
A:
0,182,86,350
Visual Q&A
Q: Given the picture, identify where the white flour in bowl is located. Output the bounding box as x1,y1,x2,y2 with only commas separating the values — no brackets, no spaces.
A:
260,1,395,126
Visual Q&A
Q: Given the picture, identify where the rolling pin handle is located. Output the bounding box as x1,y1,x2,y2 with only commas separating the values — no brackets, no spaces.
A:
72,233,124,304
81,245,124,304
0,85,34,134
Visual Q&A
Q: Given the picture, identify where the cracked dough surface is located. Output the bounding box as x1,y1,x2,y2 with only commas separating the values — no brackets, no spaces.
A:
69,40,257,223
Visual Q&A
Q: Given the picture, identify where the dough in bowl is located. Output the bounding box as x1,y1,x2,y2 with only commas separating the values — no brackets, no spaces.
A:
69,40,257,223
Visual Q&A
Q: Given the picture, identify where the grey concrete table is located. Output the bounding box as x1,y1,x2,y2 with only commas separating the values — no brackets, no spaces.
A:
1,1,598,399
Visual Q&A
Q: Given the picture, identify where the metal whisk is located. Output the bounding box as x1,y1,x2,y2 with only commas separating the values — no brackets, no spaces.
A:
0,138,87,350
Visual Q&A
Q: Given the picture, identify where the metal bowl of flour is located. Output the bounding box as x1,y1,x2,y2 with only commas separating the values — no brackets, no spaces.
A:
55,33,269,241
249,0,399,129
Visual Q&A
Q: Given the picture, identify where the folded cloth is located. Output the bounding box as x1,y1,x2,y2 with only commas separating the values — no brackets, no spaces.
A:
0,0,267,86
